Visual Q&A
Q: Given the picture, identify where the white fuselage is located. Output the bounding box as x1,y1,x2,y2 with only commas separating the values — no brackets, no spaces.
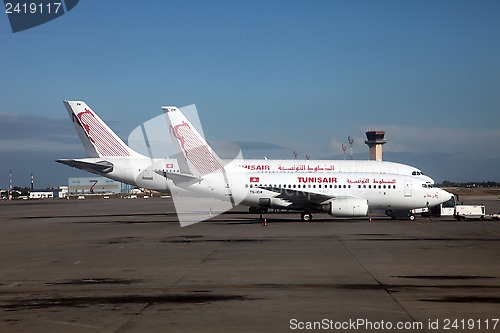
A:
160,162,451,213
94,156,434,189
79,156,441,210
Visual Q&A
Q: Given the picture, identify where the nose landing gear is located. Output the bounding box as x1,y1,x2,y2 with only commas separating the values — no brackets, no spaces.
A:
301,212,313,221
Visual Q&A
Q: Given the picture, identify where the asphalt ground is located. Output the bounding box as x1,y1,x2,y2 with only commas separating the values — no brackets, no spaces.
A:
0,195,499,333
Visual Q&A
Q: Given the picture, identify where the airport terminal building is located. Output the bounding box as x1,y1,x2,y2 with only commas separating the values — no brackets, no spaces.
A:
68,177,125,194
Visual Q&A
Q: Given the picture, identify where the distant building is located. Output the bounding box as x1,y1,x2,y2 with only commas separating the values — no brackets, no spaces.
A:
68,177,123,194
59,186,68,198
29,189,58,199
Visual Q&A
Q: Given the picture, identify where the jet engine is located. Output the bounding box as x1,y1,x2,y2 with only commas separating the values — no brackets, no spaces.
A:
323,197,369,217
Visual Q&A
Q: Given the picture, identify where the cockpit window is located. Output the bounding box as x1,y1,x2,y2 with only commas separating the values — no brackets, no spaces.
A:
412,170,423,176
421,182,433,188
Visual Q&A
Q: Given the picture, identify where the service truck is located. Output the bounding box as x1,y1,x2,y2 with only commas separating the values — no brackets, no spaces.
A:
454,205,486,221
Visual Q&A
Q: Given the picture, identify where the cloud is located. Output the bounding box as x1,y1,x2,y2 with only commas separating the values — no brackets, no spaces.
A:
0,139,82,153
328,125,500,161
234,141,284,151
381,125,500,159
0,112,82,153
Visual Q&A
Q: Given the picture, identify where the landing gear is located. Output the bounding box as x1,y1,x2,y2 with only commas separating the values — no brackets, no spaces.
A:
301,212,313,222
388,210,416,221
250,207,268,222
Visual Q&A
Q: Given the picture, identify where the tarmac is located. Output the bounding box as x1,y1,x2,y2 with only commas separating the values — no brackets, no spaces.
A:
1,195,499,333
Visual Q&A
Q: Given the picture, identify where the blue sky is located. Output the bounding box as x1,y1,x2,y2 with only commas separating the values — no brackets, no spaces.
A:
1,0,499,187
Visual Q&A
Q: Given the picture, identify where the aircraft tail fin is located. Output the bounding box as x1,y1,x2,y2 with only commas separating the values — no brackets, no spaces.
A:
64,101,142,158
162,106,225,176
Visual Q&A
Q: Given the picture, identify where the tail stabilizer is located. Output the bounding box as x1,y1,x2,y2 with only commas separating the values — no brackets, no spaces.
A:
162,106,224,176
64,101,141,157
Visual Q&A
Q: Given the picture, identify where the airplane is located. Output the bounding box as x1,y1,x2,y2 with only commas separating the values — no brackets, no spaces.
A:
57,101,452,222
160,105,452,222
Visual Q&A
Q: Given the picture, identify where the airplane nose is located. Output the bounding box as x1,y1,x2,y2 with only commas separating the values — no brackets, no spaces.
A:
438,188,453,203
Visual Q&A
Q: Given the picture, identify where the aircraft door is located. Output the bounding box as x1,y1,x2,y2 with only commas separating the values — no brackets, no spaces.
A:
224,182,231,196
404,180,412,197
142,163,153,180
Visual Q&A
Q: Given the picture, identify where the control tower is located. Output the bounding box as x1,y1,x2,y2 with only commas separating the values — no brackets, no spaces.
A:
365,131,386,161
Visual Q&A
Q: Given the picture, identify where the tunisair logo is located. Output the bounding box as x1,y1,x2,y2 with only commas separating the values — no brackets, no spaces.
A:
297,177,338,183
171,120,224,175
73,107,131,157
4,0,79,33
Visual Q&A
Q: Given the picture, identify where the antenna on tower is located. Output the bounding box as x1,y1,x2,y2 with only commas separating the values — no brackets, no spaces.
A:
341,144,347,160
348,136,354,160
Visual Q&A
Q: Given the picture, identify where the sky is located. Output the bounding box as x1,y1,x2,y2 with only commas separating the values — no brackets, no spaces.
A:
1,0,499,188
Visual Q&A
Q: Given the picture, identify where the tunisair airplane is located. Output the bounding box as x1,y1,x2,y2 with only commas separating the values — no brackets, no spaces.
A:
57,101,452,222
161,106,451,221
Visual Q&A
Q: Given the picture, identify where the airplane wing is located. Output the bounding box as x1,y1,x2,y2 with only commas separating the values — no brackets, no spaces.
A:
257,185,368,215
55,159,114,174
258,185,331,206
154,170,202,186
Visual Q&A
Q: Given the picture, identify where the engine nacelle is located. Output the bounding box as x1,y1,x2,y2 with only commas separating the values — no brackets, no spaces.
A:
323,197,369,217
